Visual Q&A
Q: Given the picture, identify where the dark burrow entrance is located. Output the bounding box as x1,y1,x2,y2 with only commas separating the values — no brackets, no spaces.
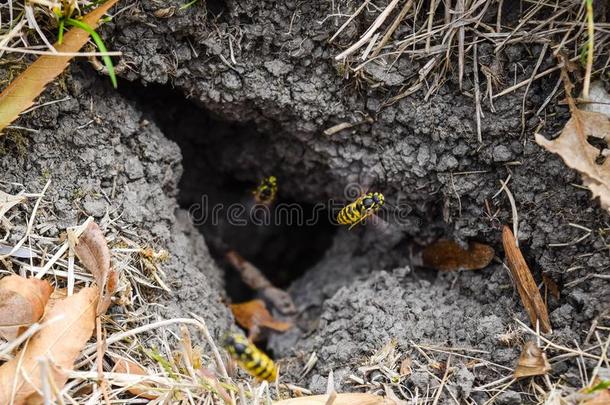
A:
120,82,337,303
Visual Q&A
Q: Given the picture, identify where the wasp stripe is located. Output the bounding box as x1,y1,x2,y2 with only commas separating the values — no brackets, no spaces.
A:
223,333,277,382
337,192,384,227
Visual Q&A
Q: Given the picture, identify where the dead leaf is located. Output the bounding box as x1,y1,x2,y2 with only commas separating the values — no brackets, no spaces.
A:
502,226,552,333
535,109,610,212
0,275,52,340
73,221,118,314
112,357,159,400
421,239,494,271
0,0,120,133
0,287,97,404
230,299,292,341
273,393,396,405
583,390,610,405
582,379,610,405
399,357,412,376
514,341,551,379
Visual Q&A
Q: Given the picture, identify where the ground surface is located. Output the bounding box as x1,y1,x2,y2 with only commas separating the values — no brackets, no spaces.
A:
2,0,609,403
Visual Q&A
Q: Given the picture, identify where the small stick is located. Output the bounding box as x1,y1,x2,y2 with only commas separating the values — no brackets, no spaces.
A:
329,0,370,43
335,0,401,60
425,0,438,53
520,43,548,135
225,250,296,314
371,0,414,58
492,60,570,99
225,250,271,290
473,43,482,142
96,316,111,405
498,177,518,244
457,0,465,89
496,0,503,32
583,0,594,98
431,355,451,405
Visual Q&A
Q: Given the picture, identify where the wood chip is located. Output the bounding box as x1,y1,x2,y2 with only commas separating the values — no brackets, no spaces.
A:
502,226,552,333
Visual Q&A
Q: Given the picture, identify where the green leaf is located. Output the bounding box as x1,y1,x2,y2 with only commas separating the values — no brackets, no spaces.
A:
587,380,610,393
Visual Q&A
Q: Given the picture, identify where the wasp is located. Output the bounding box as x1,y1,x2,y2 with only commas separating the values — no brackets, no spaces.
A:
337,192,385,229
222,332,277,382
252,176,278,205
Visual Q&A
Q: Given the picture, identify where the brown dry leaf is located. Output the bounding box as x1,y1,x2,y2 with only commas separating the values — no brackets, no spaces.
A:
514,341,551,379
421,239,494,271
0,287,97,404
535,109,610,212
399,357,412,376
0,0,120,132
274,393,396,405
502,226,552,333
0,275,52,340
112,357,159,400
74,221,118,314
230,299,292,340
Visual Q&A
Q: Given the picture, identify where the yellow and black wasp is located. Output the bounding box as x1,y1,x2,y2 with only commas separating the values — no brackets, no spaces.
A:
337,191,385,229
252,176,278,206
222,332,278,382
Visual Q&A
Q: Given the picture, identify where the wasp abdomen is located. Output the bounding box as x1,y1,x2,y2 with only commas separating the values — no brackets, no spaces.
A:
223,332,277,382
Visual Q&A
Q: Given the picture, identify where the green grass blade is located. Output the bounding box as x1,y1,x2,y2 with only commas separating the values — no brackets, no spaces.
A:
66,18,117,88
58,19,65,45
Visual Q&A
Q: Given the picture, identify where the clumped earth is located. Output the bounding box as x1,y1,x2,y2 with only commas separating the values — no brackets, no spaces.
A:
2,0,609,403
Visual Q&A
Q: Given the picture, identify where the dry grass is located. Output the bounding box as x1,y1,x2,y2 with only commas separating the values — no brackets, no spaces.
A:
0,181,278,404
341,317,610,404
0,1,126,57
328,0,610,125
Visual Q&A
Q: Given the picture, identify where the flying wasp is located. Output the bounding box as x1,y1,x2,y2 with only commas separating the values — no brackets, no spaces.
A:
252,176,278,206
337,191,385,229
222,332,277,382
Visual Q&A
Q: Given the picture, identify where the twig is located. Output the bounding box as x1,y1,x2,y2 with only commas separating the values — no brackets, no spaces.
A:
583,0,594,98
225,250,296,314
335,0,400,60
520,43,548,134
457,0,465,90
515,318,599,360
329,0,370,43
498,177,519,245
473,43,482,142
426,0,438,53
371,0,414,58
431,355,451,405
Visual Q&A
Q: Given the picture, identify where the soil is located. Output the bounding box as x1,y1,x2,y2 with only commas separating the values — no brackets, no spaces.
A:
2,0,609,403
